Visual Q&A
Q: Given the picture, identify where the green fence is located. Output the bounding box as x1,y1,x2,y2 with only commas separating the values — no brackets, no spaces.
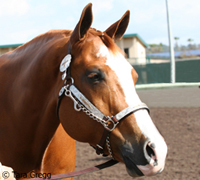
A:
133,59,200,84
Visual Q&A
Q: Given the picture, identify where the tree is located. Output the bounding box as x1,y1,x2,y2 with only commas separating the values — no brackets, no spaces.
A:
187,38,193,50
174,37,179,41
174,37,180,51
174,37,179,51
187,38,193,43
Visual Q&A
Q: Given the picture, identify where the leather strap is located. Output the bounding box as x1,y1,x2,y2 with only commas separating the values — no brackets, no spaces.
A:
114,103,150,121
66,42,72,78
56,87,65,120
96,128,110,155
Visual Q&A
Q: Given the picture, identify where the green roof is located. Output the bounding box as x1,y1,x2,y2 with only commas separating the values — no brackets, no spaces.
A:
123,33,148,47
0,34,148,49
0,43,23,48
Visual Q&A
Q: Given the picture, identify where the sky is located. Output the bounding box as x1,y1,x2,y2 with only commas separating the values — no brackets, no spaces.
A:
1,0,200,46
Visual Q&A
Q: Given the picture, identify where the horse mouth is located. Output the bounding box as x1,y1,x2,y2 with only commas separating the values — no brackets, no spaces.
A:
122,154,165,177
122,156,144,177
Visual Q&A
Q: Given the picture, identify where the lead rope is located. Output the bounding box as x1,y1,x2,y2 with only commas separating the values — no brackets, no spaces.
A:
23,160,118,180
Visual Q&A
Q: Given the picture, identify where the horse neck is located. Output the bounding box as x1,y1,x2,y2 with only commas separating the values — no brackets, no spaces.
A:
12,37,66,119
0,34,69,171
16,37,70,134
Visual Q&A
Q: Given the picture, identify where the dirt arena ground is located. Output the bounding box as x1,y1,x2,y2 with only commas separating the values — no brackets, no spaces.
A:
74,107,200,180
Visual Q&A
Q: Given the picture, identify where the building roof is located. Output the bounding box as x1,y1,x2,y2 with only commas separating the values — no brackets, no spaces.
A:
123,33,148,47
0,34,148,49
0,43,23,48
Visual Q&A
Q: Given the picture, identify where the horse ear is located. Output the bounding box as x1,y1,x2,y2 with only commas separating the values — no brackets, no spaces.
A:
104,10,130,42
70,3,93,45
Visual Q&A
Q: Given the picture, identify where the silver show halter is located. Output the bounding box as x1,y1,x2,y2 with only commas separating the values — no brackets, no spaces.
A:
57,52,150,158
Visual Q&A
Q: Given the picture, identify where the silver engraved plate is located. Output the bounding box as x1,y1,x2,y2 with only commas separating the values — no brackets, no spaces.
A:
60,54,72,72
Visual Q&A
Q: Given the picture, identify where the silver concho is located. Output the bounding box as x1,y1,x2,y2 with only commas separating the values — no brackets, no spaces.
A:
60,54,72,72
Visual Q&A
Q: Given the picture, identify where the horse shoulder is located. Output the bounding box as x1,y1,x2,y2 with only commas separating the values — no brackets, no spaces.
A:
39,124,76,175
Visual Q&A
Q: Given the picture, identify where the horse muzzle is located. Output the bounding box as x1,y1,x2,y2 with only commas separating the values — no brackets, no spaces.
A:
121,138,167,177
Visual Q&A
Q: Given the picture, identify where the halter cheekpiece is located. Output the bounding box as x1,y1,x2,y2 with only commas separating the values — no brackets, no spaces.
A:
57,43,150,159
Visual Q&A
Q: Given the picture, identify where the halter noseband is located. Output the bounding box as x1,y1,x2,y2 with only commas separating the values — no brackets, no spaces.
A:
57,42,150,158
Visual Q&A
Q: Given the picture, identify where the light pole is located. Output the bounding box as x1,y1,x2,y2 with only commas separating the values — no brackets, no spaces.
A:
166,0,175,83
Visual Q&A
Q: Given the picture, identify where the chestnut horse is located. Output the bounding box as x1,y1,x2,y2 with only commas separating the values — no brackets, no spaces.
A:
0,3,167,179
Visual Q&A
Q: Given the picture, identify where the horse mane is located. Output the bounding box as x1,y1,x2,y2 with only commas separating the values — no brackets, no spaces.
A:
9,28,119,58
11,30,72,57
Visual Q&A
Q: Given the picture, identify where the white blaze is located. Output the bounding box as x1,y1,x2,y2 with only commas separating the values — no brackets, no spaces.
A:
96,45,109,58
103,48,142,107
97,45,167,176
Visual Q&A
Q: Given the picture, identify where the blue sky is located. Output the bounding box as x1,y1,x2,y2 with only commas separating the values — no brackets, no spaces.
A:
1,0,200,46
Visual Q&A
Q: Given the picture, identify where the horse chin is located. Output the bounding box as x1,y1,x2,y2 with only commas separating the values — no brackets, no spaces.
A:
123,156,144,177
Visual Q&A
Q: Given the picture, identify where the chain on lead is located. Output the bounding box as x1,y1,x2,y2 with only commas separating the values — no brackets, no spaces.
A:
68,95,108,127
63,78,114,130
106,136,113,158
63,84,114,158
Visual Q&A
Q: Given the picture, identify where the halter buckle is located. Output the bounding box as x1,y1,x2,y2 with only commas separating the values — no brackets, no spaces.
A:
65,77,74,85
104,116,119,132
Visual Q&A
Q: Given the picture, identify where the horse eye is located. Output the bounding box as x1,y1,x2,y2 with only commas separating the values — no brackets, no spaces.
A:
87,70,104,83
88,73,100,82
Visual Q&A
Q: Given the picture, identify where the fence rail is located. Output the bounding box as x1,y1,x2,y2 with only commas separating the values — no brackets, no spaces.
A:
133,59,200,84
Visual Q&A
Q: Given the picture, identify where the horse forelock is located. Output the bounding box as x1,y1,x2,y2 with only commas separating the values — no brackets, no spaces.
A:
88,28,119,55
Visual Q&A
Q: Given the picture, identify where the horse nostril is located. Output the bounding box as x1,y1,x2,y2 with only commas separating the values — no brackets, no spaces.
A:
145,142,159,166
146,143,155,158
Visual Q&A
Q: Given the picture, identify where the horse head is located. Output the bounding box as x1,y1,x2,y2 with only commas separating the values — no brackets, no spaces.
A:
58,3,167,177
